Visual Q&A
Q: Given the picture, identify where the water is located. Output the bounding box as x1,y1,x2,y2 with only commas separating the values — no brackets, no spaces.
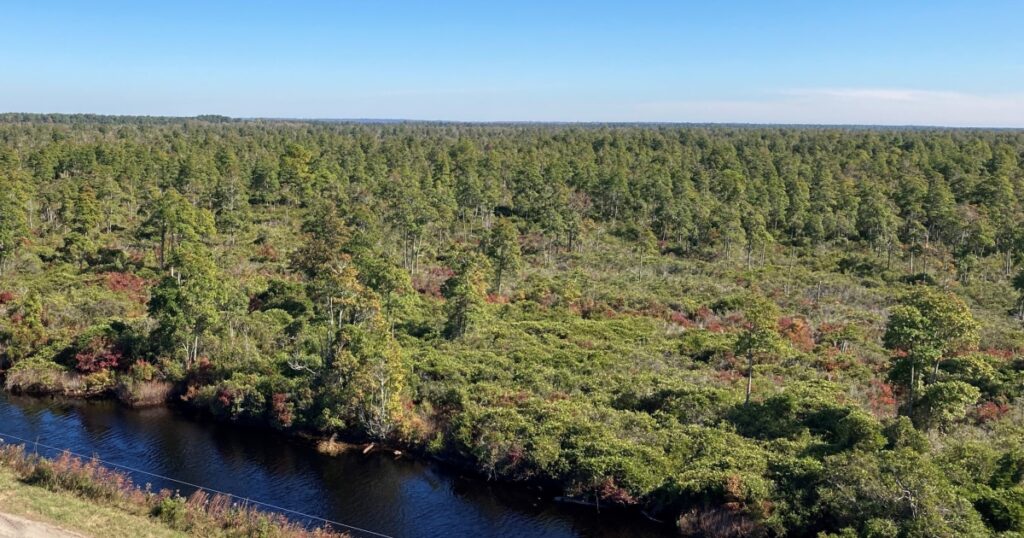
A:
0,394,670,538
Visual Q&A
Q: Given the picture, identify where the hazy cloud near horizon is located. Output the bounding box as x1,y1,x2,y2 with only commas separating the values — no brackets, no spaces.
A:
4,87,1023,128
627,89,1024,128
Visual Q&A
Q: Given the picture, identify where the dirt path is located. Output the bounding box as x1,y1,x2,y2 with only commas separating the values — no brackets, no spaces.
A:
0,512,85,538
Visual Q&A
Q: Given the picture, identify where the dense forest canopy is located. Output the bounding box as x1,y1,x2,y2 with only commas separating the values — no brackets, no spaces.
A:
2,114,1024,537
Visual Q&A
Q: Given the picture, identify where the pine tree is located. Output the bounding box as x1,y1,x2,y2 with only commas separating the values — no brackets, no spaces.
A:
483,218,522,294
442,252,490,339
0,177,28,275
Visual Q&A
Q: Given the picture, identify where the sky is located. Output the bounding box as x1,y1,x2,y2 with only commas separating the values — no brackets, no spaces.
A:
2,1,1023,126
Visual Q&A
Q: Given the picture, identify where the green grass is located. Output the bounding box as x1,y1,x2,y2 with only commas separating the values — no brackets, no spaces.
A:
0,468,185,538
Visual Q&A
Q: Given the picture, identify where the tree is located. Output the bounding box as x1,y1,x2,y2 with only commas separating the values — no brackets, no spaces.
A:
482,219,522,294
818,449,988,537
915,381,980,431
715,204,746,259
70,183,100,235
307,255,379,329
743,212,773,269
857,184,899,265
289,203,351,279
212,148,250,237
883,287,979,419
442,252,490,339
148,244,234,370
4,292,46,361
278,143,315,205
0,177,28,275
319,315,408,440
734,295,785,405
61,183,102,267
138,188,216,269
633,226,658,281
924,175,957,245
357,256,412,325
1013,268,1024,321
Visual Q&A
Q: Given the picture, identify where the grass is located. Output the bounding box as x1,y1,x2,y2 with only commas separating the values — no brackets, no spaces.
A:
0,467,185,538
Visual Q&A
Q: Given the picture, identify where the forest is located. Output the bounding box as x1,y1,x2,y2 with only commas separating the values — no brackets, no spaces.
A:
1,114,1024,537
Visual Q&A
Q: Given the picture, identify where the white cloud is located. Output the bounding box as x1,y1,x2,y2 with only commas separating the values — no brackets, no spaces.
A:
629,89,1024,127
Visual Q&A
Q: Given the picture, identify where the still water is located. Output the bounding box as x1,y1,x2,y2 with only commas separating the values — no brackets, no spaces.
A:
0,394,670,538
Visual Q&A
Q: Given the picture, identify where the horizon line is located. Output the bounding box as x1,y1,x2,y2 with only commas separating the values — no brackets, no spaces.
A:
2,111,1023,131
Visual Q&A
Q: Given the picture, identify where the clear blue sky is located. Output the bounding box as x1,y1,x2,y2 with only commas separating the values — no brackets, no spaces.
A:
3,1,1022,126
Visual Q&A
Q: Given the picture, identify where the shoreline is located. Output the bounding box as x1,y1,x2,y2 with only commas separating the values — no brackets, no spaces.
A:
0,387,675,533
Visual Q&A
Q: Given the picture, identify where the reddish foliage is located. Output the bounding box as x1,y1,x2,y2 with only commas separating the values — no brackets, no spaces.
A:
216,387,235,409
778,317,815,352
981,348,1015,361
669,311,697,328
974,401,1011,423
694,306,727,332
103,272,148,303
536,290,559,308
715,369,743,383
638,300,670,319
255,242,280,262
0,290,14,304
705,320,726,333
496,390,531,407
505,444,525,467
724,312,746,326
546,390,570,402
413,266,454,298
815,321,841,338
104,271,146,293
486,293,510,304
868,380,897,417
573,298,615,319
74,336,123,373
817,347,851,373
271,393,294,428
695,305,714,321
724,474,745,501
185,357,216,385
597,477,637,505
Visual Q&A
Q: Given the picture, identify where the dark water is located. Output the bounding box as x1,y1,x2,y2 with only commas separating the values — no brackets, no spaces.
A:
0,394,670,538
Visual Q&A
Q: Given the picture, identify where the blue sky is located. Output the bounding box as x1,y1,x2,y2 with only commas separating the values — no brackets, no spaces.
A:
2,1,1022,126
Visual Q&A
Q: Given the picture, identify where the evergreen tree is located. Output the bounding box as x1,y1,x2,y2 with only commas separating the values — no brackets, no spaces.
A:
884,288,979,420
0,177,28,275
442,252,489,339
482,218,522,294
148,244,235,369
735,294,785,405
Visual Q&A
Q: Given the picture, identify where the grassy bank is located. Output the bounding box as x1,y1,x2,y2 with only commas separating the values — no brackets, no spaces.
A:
0,467,183,538
0,444,345,538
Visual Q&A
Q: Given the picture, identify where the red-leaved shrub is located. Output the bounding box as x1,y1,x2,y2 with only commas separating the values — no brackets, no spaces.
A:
74,336,123,373
778,317,815,352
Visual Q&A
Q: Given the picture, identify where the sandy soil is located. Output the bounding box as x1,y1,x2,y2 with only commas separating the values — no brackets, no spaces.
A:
0,513,84,538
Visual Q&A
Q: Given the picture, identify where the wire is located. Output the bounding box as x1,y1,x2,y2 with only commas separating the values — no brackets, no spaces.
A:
0,431,394,538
